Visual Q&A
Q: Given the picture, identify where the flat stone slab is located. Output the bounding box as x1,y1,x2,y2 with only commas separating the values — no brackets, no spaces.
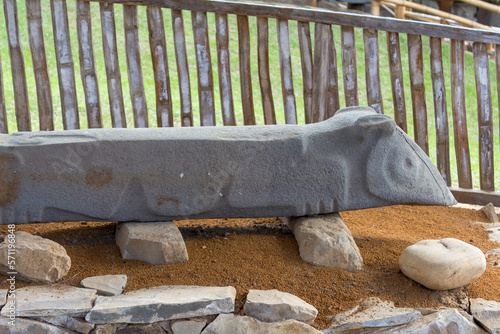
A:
201,314,322,334
171,319,207,334
0,106,455,225
470,298,500,334
243,289,318,324
288,213,362,270
381,308,486,333
0,317,76,334
81,274,127,296
324,297,422,333
33,316,95,334
0,231,71,283
116,222,188,265
399,238,486,290
0,285,97,317
85,285,236,324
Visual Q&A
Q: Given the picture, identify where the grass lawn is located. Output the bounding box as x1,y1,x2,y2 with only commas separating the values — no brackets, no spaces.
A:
0,1,499,190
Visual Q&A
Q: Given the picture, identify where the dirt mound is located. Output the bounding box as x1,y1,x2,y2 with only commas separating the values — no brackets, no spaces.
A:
1,204,499,330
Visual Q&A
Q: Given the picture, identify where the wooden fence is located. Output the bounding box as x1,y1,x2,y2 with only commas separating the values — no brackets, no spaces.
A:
2,0,500,205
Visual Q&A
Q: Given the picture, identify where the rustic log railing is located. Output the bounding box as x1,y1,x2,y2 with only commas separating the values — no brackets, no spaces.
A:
2,0,500,206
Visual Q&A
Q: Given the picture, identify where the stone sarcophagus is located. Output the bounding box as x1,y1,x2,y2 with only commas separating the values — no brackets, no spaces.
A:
0,106,456,225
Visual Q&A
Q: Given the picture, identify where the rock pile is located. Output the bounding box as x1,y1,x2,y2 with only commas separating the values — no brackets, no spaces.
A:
323,297,488,334
1,286,499,333
0,284,322,334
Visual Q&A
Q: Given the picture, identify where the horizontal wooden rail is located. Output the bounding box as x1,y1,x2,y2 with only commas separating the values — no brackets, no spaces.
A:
94,0,500,44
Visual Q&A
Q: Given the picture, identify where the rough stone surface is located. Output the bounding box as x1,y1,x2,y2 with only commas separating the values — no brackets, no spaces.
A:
0,285,97,317
0,288,7,307
34,316,95,334
116,222,188,265
81,274,127,296
92,324,128,334
86,285,236,324
399,238,486,290
171,319,207,334
115,323,166,333
382,308,487,333
324,297,422,333
486,248,500,267
0,106,456,225
0,316,75,334
0,231,71,283
486,224,500,243
470,298,500,334
201,314,322,334
243,289,318,324
482,203,499,223
288,213,363,270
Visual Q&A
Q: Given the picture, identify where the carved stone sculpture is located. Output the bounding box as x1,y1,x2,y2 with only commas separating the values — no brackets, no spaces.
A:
0,106,456,224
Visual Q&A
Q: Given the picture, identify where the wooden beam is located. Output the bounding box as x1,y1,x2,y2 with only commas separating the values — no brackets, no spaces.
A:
93,0,500,44
450,187,500,207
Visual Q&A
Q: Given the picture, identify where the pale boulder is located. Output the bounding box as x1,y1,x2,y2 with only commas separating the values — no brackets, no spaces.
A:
0,231,71,283
243,289,318,324
399,238,486,290
116,222,188,265
288,213,363,271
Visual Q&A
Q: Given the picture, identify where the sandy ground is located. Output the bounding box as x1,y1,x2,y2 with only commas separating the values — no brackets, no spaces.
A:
0,204,499,330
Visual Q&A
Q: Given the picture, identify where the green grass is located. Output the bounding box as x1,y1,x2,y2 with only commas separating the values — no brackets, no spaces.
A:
0,1,499,190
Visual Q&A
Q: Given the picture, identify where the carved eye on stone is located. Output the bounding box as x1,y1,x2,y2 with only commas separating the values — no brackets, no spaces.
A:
366,130,443,204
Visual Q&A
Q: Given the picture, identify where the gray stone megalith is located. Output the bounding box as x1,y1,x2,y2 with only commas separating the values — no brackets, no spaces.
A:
0,106,456,225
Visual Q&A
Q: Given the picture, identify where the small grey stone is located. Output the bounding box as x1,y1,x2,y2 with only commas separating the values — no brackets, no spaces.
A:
33,316,95,334
0,231,71,283
81,274,127,296
0,285,97,317
201,314,322,334
323,297,422,333
171,319,207,334
399,238,486,290
0,316,76,334
289,213,362,271
116,222,188,265
86,285,236,324
482,203,499,224
470,298,500,334
243,289,318,324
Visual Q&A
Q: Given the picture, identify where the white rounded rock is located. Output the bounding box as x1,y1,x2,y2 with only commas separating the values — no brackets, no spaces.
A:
399,238,486,290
